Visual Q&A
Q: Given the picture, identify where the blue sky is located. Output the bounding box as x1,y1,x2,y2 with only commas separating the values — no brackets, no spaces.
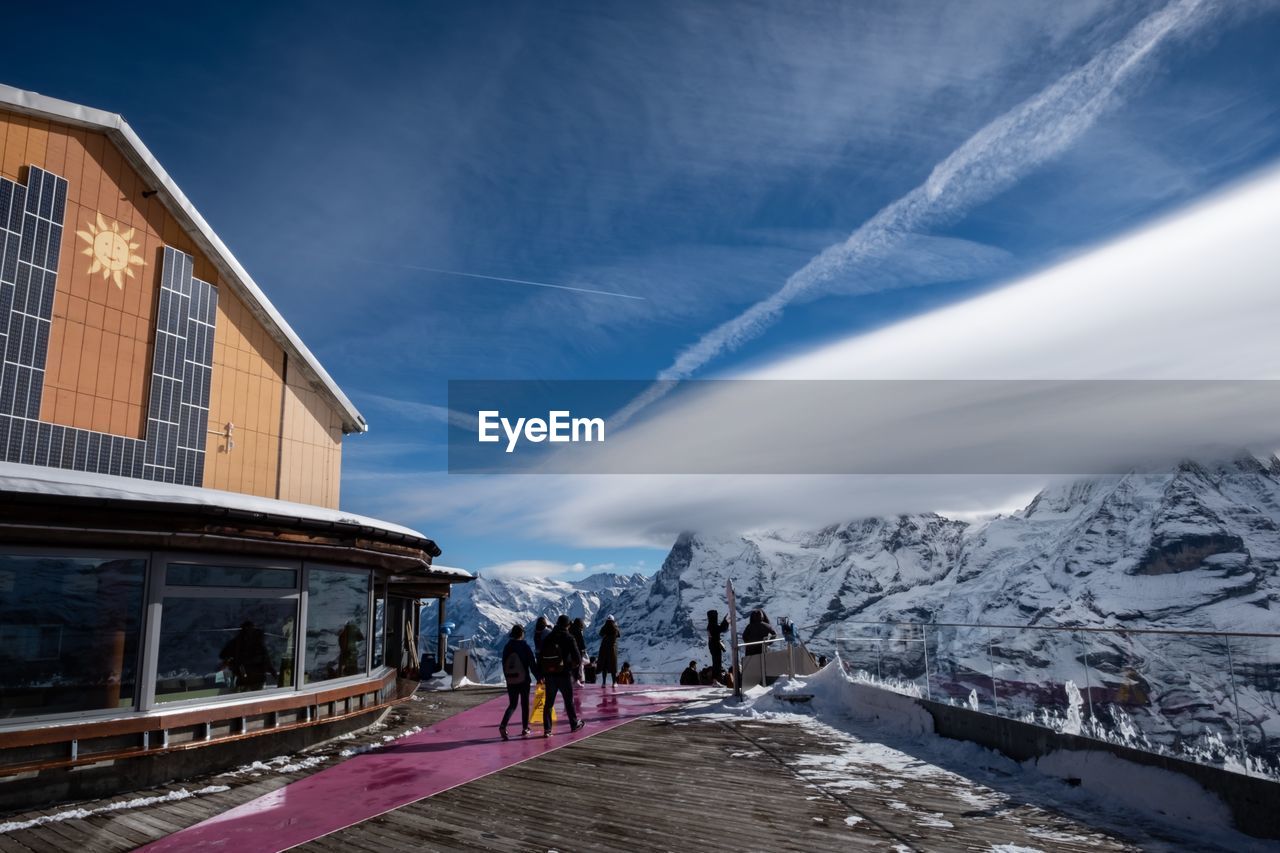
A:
5,1,1280,579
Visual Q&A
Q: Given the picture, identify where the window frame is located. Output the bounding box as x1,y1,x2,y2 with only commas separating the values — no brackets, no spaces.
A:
143,552,304,711
0,547,387,723
300,562,377,688
0,545,152,728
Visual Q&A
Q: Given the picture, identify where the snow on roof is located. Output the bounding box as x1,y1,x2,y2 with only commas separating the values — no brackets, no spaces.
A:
0,83,367,434
425,564,470,578
0,461,469,579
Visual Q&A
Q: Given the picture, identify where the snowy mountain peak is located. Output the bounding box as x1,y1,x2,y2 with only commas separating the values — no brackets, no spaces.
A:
440,456,1279,761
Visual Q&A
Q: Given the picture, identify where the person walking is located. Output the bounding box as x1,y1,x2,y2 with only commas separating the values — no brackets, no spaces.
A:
597,615,620,687
498,624,540,740
538,615,586,736
569,617,588,684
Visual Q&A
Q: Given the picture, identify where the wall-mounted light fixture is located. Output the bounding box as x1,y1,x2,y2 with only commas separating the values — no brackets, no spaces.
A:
208,421,235,452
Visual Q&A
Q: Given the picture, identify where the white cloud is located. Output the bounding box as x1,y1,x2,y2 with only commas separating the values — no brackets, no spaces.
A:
616,0,1223,425
479,559,586,580
392,160,1280,549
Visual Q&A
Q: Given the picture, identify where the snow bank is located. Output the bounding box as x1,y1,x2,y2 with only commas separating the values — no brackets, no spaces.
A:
687,660,1267,849
417,672,453,692
1026,749,1233,832
767,657,934,736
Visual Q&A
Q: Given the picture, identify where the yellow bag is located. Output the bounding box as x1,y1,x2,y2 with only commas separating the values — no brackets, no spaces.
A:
531,681,556,730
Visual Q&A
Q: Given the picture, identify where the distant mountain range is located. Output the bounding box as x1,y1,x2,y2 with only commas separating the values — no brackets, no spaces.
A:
430,571,647,672
434,455,1280,763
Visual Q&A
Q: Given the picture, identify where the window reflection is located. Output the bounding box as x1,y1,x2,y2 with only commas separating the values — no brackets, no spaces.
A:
0,554,145,718
305,568,369,683
373,591,386,669
166,564,297,588
386,597,410,673
155,597,296,702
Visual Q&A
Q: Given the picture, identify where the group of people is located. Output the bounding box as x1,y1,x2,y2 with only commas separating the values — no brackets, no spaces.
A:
497,605,819,737
679,659,735,688
498,613,634,739
679,608,795,687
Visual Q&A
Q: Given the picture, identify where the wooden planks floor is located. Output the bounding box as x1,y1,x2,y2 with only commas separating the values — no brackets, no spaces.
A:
0,688,504,853
1,685,1177,852
298,712,1144,853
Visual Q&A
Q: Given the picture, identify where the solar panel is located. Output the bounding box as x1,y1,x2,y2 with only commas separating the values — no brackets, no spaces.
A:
0,167,216,487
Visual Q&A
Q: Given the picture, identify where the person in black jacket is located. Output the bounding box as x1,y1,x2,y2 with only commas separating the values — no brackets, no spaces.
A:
597,615,621,687
538,615,585,736
533,616,550,654
707,609,730,677
499,624,540,739
569,617,588,683
679,660,701,686
742,609,777,656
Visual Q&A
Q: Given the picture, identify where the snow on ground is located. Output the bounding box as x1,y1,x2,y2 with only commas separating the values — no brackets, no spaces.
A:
338,725,424,758
418,671,455,691
0,785,229,833
676,662,1275,852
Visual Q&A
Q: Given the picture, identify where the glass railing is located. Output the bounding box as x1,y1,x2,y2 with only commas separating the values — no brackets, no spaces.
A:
800,620,1280,779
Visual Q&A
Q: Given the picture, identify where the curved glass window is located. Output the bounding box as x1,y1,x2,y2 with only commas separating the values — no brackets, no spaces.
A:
0,554,145,719
155,597,297,703
305,568,369,683
166,564,297,588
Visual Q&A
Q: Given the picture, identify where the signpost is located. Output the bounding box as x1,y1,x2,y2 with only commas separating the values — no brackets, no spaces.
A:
726,579,742,701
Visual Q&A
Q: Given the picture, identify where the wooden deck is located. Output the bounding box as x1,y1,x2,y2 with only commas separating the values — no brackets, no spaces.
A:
0,685,1183,852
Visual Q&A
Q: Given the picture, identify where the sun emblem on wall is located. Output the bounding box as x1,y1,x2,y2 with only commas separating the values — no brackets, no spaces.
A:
77,213,146,289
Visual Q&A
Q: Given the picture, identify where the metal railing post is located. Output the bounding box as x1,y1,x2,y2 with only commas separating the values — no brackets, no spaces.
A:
921,624,932,700
876,638,883,682
1080,634,1095,727
988,634,999,713
1224,634,1248,773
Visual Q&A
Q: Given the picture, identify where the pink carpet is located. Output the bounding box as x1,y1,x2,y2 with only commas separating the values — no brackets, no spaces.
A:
138,684,693,852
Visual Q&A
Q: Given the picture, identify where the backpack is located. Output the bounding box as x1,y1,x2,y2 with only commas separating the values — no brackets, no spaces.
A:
503,648,527,685
539,638,565,675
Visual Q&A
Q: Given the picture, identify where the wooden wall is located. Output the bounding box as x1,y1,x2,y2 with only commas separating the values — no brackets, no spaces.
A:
278,361,343,508
0,109,345,508
204,286,286,498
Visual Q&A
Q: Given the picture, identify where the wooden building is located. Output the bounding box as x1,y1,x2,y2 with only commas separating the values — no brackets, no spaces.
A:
0,84,469,811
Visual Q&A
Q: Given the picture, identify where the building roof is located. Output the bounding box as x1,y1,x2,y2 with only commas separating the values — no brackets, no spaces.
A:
0,460,469,581
0,83,368,434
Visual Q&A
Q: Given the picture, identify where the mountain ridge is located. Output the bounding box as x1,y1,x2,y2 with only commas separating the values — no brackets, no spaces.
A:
437,456,1279,761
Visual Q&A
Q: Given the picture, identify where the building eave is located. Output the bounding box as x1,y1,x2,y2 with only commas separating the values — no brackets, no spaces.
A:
0,83,368,434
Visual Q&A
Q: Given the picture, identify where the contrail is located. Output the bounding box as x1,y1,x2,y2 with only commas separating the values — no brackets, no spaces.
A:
412,265,645,300
343,256,645,301
613,0,1218,426
362,393,477,431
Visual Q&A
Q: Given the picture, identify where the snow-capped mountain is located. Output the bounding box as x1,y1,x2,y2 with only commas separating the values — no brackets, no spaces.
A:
435,456,1279,765
425,571,646,679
